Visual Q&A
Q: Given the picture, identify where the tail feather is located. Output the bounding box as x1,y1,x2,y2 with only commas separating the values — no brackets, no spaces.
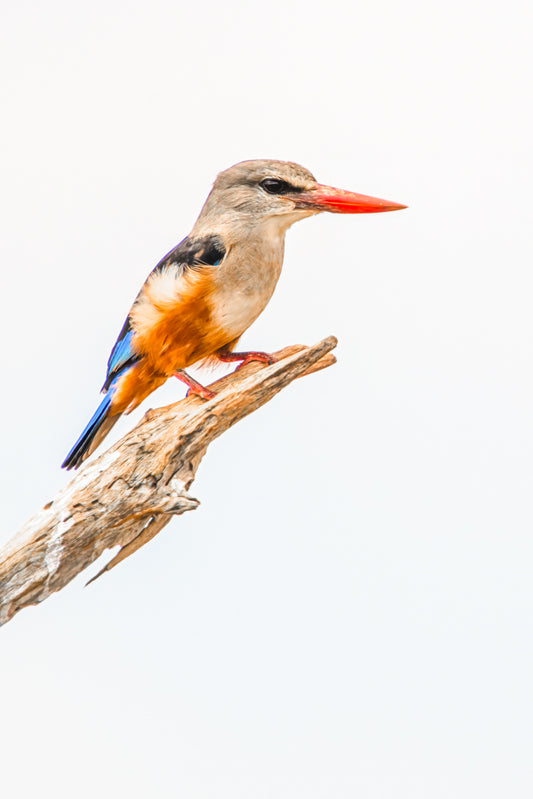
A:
62,392,121,470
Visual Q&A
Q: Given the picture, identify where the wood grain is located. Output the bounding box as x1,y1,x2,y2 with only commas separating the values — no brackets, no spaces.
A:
0,336,337,627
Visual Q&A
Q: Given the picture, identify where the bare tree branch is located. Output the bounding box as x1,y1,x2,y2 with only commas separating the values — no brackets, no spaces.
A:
0,336,337,627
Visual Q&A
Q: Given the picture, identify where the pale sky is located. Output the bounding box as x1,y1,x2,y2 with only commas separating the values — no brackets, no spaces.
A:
1,1,532,797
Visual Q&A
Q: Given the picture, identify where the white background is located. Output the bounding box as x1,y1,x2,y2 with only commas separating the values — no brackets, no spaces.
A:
1,1,532,797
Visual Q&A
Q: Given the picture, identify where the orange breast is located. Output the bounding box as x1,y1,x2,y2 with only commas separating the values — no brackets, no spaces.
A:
112,267,231,413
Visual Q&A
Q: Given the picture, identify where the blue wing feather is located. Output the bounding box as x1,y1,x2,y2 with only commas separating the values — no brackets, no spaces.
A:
106,328,135,381
103,322,138,391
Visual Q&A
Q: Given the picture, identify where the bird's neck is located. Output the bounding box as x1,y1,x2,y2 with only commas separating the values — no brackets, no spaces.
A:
197,217,289,343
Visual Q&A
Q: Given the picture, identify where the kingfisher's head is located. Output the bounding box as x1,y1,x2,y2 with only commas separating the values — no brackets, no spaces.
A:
195,159,406,235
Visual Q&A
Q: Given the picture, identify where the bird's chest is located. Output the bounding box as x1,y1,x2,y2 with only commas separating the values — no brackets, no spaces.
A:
211,239,284,339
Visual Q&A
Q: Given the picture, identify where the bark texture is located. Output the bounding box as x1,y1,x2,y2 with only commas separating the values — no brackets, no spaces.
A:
0,337,337,627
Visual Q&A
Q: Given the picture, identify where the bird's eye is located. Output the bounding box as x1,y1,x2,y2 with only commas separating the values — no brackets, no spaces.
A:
260,178,293,195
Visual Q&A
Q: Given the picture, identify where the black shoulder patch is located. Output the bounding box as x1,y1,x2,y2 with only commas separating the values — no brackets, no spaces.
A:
198,237,226,266
153,234,226,275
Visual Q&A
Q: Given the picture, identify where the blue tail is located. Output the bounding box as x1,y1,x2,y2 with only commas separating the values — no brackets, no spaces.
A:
62,323,140,470
62,388,120,470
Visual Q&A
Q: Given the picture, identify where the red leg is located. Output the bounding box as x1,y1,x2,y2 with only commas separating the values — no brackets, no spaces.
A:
216,349,277,368
174,370,216,400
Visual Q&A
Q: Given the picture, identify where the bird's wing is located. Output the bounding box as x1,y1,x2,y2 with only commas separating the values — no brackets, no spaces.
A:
102,319,138,391
101,234,226,392
152,233,226,275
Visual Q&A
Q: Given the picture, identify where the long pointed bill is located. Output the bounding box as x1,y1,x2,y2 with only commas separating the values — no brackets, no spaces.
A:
296,183,407,214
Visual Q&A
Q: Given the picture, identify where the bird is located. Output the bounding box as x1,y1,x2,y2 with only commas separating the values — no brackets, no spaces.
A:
62,159,406,469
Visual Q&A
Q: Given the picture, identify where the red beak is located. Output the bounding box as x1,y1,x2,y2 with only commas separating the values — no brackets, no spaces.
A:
296,183,407,214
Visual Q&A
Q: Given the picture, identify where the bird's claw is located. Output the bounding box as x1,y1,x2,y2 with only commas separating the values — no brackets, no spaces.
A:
175,370,216,400
185,386,216,400
235,353,277,369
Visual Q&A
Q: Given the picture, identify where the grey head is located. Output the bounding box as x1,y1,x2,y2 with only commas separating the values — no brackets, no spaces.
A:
193,159,320,237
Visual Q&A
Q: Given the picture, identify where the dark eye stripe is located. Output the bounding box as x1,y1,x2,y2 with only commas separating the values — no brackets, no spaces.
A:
260,178,302,195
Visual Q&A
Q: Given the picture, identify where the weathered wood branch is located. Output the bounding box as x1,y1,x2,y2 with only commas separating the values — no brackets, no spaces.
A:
0,336,337,627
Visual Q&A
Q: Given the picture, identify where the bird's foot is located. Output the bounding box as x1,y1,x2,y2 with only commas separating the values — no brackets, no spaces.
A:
175,370,216,400
217,350,277,370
